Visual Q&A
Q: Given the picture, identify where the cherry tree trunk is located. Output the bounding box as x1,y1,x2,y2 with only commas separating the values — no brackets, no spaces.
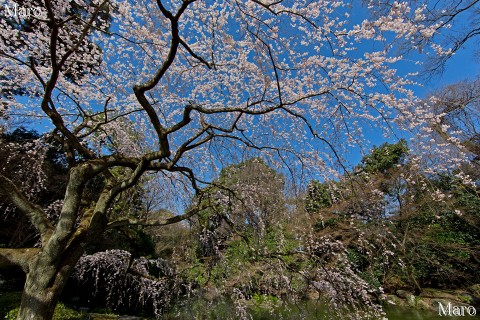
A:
18,280,56,320
17,246,84,320
18,269,62,320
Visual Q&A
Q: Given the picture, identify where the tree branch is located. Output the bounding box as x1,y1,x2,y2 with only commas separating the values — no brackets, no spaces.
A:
0,248,40,272
0,174,54,245
107,201,205,229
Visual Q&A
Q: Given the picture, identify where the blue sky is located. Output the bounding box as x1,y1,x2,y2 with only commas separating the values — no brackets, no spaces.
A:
420,46,479,94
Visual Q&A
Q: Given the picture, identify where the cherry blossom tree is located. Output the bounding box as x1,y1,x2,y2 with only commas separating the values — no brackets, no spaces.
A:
0,128,67,248
366,0,480,75
427,78,480,161
0,0,466,319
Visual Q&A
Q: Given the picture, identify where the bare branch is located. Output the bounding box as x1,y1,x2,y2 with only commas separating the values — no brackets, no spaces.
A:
107,202,205,229
0,248,40,272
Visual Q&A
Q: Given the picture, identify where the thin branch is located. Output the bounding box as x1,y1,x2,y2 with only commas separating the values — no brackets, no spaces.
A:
179,37,213,69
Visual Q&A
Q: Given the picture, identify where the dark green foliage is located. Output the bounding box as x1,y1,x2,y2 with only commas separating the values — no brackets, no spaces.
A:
3,127,39,142
0,292,22,318
397,177,480,288
89,227,156,257
361,139,408,174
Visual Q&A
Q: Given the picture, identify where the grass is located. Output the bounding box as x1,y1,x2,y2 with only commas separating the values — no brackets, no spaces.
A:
0,291,90,320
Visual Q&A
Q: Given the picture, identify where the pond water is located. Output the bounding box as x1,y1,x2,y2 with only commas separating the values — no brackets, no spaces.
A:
383,305,469,320
165,299,472,320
